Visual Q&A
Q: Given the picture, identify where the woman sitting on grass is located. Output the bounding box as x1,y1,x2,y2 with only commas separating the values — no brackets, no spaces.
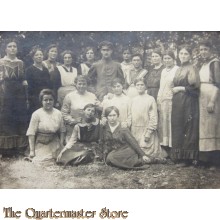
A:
26,89,65,165
57,104,101,166
100,106,150,169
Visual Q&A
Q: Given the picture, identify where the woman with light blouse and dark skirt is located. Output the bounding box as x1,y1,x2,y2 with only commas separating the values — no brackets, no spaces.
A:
145,48,165,100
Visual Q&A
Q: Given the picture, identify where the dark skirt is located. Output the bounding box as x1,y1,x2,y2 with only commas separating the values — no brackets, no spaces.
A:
57,142,100,166
0,81,28,154
106,146,143,169
170,92,199,160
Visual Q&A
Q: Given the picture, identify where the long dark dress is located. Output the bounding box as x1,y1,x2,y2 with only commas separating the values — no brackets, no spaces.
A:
26,65,52,115
170,62,200,160
0,56,28,153
58,119,101,166
101,123,146,169
145,65,164,100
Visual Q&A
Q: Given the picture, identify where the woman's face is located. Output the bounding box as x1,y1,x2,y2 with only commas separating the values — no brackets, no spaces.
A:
63,53,73,66
151,52,162,65
6,42,17,56
163,55,174,68
42,94,54,111
84,107,96,119
76,80,87,94
112,83,123,96
86,49,95,61
107,110,118,125
200,45,212,60
136,81,146,94
179,48,191,64
123,50,131,61
132,56,142,69
48,47,58,60
33,50,44,63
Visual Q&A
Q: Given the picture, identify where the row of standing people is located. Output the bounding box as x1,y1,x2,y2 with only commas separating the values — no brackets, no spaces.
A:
0,39,219,169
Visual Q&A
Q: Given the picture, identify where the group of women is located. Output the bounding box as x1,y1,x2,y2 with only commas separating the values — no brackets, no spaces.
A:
0,38,219,170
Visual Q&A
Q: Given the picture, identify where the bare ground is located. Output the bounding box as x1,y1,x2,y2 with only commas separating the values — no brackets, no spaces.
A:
0,157,220,189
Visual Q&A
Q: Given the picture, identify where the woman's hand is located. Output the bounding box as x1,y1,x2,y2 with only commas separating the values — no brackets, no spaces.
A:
172,86,185,94
207,101,215,113
57,147,67,162
142,155,151,163
100,117,107,126
106,93,114,100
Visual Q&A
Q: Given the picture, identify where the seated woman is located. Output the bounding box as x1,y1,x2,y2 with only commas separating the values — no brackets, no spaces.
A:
61,75,100,142
130,78,167,161
26,89,65,165
57,104,101,166
101,106,150,169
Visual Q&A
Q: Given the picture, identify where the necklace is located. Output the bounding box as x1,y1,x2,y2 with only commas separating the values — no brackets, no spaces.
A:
165,65,174,72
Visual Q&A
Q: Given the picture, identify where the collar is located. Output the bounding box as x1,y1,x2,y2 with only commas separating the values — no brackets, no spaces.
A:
181,61,191,67
2,56,19,62
122,61,132,65
78,118,99,127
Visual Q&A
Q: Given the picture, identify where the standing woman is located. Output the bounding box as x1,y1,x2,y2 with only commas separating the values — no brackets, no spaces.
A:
170,44,200,165
78,47,95,76
145,48,164,100
157,50,179,149
43,44,60,101
55,50,78,106
43,44,59,77
26,46,52,116
126,54,148,98
0,39,28,155
198,40,220,167
130,78,167,161
121,47,134,81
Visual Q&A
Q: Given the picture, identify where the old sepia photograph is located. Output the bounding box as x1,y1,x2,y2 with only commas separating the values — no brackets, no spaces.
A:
0,31,220,189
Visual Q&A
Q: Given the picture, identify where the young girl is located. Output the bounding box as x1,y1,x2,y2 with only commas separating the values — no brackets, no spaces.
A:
101,106,149,169
101,78,131,128
57,104,101,166
131,78,167,161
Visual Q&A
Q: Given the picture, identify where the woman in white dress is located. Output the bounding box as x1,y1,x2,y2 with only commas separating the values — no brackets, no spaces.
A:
157,50,179,150
131,78,167,161
55,50,78,106
198,40,220,167
26,89,65,165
